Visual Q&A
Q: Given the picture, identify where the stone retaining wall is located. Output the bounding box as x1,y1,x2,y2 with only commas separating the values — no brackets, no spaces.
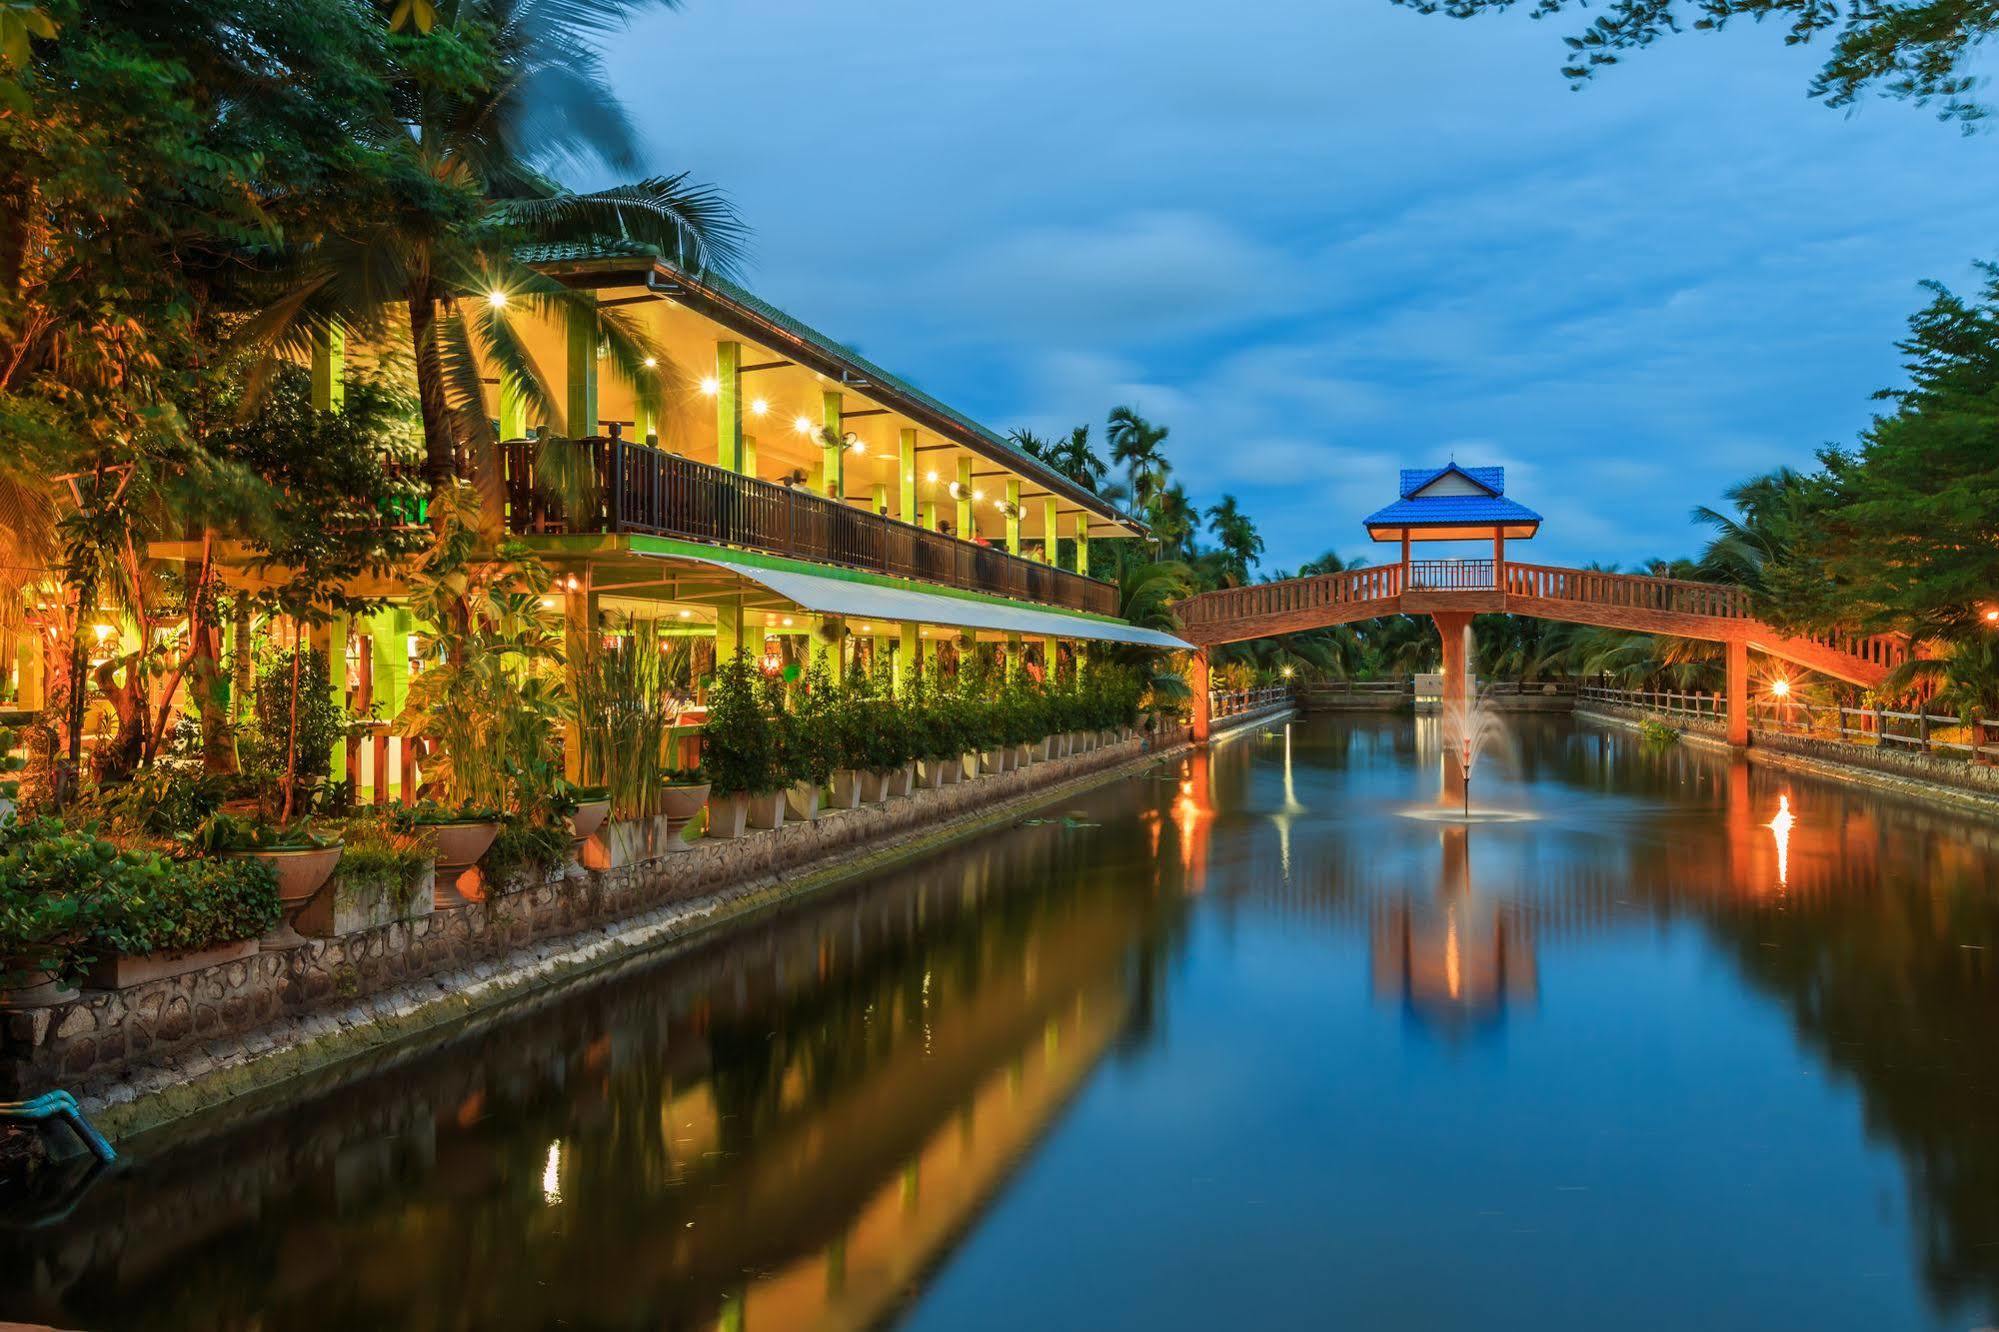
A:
2,728,1194,1112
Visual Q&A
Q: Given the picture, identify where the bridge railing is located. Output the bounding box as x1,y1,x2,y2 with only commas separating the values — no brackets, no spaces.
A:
1177,565,1403,631
1407,558,1493,590
1580,684,1998,761
1503,563,1751,619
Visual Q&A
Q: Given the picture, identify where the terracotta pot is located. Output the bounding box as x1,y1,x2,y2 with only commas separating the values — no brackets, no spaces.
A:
230,842,345,909
786,781,822,822
705,792,751,839
660,782,711,822
87,938,260,990
227,842,345,946
829,770,865,809
0,961,78,1009
745,790,786,830
566,797,611,843
417,821,500,910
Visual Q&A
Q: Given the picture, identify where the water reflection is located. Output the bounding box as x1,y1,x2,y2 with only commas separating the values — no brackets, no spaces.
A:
13,717,1999,1329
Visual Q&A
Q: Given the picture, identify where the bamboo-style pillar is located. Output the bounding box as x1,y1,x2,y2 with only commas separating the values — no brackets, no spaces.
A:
1726,639,1749,747
1191,650,1212,743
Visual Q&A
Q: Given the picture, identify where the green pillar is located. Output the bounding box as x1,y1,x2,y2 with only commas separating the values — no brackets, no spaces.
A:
870,482,889,516
898,428,919,522
920,499,938,532
327,613,349,781
821,390,844,500
955,458,974,537
565,298,598,438
1074,513,1090,575
715,340,743,471
742,432,757,478
497,370,527,440
716,597,745,662
1041,498,1059,565
1005,632,1023,681
310,323,345,413
1005,479,1022,555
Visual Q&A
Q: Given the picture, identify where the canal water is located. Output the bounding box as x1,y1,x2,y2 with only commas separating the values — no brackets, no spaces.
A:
8,714,1999,1331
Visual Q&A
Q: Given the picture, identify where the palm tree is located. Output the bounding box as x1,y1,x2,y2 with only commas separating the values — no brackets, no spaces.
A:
1693,467,1813,594
1105,406,1171,516
1204,494,1263,586
1050,426,1106,493
1101,559,1194,704
1149,483,1199,562
256,0,748,499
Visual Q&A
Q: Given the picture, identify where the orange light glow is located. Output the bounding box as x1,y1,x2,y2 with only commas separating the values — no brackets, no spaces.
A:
1767,794,1795,888
1769,678,1791,699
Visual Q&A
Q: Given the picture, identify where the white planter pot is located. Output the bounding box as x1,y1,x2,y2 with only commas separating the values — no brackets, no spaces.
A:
705,793,751,840
891,763,915,798
1030,737,1052,762
786,780,823,822
1011,743,1031,768
745,790,786,830
585,814,677,868
860,769,895,802
979,749,1005,776
916,758,947,790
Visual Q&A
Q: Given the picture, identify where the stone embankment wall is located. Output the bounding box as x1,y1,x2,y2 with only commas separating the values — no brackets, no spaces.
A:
3,714,1295,1137
1576,703,1999,813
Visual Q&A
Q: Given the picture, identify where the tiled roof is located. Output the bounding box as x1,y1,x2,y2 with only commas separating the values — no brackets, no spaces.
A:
1364,494,1542,528
1398,464,1504,498
515,239,1105,514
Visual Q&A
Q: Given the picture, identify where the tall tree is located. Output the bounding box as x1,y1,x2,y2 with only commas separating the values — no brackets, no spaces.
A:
1391,0,1999,123
1105,406,1171,517
1204,494,1264,587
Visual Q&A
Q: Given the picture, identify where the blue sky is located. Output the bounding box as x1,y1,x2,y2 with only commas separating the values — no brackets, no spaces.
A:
597,0,1999,573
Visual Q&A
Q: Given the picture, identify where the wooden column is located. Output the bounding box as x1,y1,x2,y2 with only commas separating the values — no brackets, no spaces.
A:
1433,611,1474,806
1400,530,1412,579
1493,529,1506,591
1726,639,1749,747
1191,650,1212,743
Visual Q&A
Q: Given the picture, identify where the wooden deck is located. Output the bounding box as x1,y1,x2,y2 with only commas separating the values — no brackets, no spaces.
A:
1174,560,1907,688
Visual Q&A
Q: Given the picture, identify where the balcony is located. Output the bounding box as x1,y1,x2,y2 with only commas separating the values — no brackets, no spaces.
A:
498,437,1120,618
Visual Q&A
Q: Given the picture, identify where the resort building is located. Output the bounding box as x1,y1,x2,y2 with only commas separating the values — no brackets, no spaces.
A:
17,243,1190,797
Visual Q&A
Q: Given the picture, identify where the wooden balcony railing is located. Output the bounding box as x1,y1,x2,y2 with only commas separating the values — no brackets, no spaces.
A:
499,437,1119,617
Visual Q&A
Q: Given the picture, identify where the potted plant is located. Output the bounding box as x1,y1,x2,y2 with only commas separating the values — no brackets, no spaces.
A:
86,855,282,987
192,811,344,946
300,816,434,936
1,817,125,1006
559,781,613,844
574,615,706,866
783,661,838,821
393,802,503,907
704,652,781,838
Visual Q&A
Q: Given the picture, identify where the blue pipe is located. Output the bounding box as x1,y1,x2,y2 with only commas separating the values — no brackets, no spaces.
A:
1,1091,117,1164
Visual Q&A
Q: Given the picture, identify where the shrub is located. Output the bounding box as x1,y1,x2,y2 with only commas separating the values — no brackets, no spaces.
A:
92,858,281,957
483,817,571,878
785,661,841,785
1638,718,1681,747
329,818,432,912
704,652,780,795
242,646,343,795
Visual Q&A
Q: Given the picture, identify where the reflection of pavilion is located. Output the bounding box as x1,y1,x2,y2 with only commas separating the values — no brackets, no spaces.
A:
1370,824,1538,1039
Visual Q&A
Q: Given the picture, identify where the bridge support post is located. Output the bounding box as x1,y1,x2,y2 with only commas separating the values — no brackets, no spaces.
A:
1433,612,1473,806
1726,639,1749,747
1191,650,1211,744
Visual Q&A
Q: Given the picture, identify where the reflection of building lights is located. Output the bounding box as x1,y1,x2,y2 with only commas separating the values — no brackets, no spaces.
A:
1179,780,1192,795
541,1141,562,1205
1767,794,1795,887
1445,911,1462,1000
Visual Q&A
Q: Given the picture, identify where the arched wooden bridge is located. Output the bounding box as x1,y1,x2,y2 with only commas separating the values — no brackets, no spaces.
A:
1173,558,1909,747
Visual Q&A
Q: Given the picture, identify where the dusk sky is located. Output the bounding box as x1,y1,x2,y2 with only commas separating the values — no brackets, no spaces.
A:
596,0,1999,574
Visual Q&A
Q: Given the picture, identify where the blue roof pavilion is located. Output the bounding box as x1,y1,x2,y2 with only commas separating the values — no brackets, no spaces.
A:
1363,463,1542,544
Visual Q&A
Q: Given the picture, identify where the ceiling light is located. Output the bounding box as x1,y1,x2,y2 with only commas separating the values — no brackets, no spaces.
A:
793,416,813,434
699,377,719,396
750,398,768,416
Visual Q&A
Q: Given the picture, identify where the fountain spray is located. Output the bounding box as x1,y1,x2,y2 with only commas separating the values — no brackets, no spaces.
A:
1459,737,1472,818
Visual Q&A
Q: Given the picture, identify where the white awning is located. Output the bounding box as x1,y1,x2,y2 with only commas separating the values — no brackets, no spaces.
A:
649,552,1193,650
